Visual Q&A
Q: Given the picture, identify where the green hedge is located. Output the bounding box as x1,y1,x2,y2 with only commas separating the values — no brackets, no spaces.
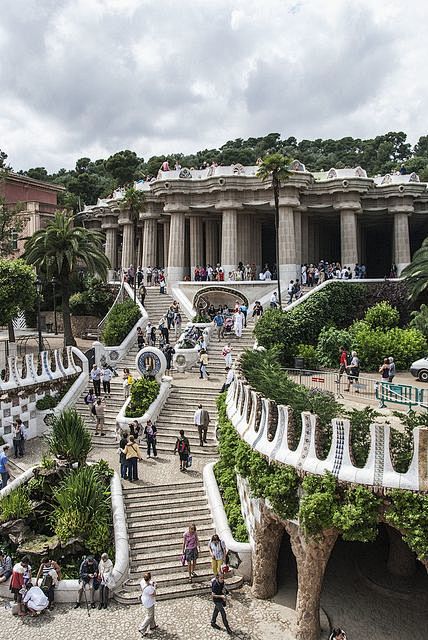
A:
125,377,160,418
101,299,140,346
350,321,427,370
69,278,115,317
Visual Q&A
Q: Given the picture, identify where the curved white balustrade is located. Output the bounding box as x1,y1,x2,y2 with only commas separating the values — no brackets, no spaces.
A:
226,377,427,491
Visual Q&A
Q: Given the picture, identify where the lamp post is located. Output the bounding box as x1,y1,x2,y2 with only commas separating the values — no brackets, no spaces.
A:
51,277,58,335
35,276,43,353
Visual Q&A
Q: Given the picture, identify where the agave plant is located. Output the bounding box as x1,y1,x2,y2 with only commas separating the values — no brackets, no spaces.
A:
52,465,111,552
46,408,92,466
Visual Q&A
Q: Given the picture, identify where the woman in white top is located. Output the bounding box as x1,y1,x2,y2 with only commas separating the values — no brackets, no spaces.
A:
208,534,226,575
23,582,49,615
98,552,114,610
139,571,157,635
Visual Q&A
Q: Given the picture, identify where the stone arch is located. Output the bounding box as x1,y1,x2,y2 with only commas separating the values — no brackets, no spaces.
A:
192,286,249,312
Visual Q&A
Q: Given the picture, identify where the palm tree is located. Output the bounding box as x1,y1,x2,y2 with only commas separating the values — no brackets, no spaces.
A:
401,236,428,301
257,153,292,308
120,187,146,301
24,211,109,346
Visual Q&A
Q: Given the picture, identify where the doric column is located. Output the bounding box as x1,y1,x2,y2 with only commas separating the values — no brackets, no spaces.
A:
189,216,204,276
278,202,298,286
340,209,358,267
294,209,302,267
104,226,118,277
141,218,157,268
205,219,219,267
121,222,133,271
221,209,238,276
393,212,411,274
167,211,186,282
238,214,253,265
301,214,309,264
163,220,170,269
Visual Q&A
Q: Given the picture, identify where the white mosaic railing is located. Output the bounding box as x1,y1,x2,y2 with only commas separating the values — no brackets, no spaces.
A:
0,347,88,443
226,377,428,492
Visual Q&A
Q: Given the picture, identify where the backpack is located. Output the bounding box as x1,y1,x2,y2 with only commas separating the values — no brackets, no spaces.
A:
84,394,92,405
346,353,353,366
91,404,97,416
178,438,187,453
40,572,53,594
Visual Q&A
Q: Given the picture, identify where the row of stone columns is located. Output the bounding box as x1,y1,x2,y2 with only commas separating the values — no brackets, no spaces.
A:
105,205,412,282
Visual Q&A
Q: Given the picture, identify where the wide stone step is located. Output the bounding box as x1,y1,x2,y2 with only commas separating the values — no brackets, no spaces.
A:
128,523,213,542
124,486,205,502
130,540,212,562
127,505,210,521
124,493,207,509
115,575,243,604
130,534,211,555
130,556,212,577
123,567,214,590
127,512,212,532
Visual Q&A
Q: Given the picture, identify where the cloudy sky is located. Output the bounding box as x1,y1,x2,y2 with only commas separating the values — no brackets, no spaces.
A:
1,0,427,172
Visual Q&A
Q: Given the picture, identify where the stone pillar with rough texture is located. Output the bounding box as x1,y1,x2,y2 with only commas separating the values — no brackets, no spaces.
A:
238,213,253,265
167,211,186,282
141,218,158,269
121,222,134,271
294,209,302,267
285,522,338,640
221,209,238,276
251,506,284,599
254,220,262,276
205,219,219,267
190,216,204,277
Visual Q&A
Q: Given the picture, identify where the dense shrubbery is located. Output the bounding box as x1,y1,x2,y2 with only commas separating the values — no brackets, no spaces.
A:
240,348,341,452
0,486,32,523
69,277,115,317
254,281,424,371
101,299,140,346
410,304,428,337
254,282,367,364
35,375,79,410
125,377,160,418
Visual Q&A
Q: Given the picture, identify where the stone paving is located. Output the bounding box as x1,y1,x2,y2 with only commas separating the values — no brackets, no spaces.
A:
0,585,301,640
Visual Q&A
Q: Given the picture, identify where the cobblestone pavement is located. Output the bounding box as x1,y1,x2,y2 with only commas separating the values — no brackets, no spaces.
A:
0,586,301,640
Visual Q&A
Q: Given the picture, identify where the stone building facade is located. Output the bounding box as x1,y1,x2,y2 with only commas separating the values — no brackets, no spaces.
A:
0,171,65,254
80,163,428,286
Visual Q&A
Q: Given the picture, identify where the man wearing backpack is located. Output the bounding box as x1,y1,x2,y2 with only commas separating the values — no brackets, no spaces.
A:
174,430,190,472
213,310,225,342
84,388,96,421
90,364,102,397
36,557,60,609
194,404,210,447
75,556,99,609
211,572,232,635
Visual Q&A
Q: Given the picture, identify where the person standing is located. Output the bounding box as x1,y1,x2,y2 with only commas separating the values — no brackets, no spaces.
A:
124,435,143,481
144,420,158,458
208,535,226,575
199,349,209,379
119,430,129,479
194,404,210,446
98,552,114,610
163,343,175,375
94,398,106,436
139,571,157,636
338,346,348,384
84,388,96,421
13,419,25,458
388,357,396,383
0,444,10,489
74,556,98,609
270,291,279,308
287,280,295,304
221,367,235,393
183,524,200,583
213,310,225,342
252,301,263,321
379,357,390,382
0,551,12,584
139,283,147,306
90,364,102,397
36,556,60,609
234,309,244,338
174,430,190,472
211,572,232,634
101,364,112,398
345,351,360,392
222,343,233,368
123,368,133,399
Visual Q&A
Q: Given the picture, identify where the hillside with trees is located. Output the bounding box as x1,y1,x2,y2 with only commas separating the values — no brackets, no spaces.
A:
3,130,428,210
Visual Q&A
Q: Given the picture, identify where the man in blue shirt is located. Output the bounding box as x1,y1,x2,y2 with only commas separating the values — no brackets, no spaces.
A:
213,311,224,342
0,444,10,489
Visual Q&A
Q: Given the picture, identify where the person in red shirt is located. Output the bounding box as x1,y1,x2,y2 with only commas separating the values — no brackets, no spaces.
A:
339,346,348,380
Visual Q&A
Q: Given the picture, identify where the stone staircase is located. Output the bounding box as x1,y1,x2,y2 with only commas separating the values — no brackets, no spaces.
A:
205,318,256,378
115,480,215,603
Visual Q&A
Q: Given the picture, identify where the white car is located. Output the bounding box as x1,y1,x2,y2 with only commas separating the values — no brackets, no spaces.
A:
410,357,428,383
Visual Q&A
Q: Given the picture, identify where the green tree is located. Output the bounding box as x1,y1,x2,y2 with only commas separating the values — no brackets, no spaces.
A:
24,211,109,346
401,237,428,301
257,153,292,307
0,195,27,257
0,259,36,343
105,149,141,184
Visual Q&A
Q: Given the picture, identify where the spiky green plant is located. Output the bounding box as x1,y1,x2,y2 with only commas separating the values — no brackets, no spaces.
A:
0,486,32,523
46,408,92,466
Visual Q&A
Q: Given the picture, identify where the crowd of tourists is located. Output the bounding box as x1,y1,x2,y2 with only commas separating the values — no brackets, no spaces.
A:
301,261,367,285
